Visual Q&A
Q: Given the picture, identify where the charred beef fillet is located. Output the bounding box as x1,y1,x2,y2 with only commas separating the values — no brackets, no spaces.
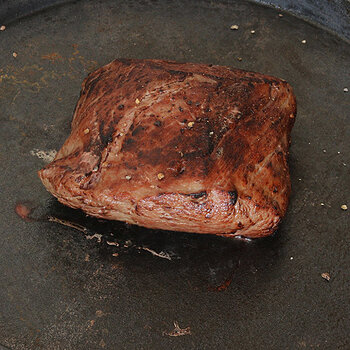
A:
39,59,296,238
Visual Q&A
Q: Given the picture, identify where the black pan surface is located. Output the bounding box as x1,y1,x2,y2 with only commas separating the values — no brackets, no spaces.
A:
0,1,349,349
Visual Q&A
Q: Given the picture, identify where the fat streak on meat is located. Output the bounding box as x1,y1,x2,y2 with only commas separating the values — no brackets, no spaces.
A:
39,59,296,238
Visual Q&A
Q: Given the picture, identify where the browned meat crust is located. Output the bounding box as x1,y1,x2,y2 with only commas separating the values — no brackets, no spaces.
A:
39,59,296,238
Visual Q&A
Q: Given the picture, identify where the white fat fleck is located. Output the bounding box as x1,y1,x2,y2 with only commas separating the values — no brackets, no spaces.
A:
140,247,173,260
30,148,57,163
86,233,103,243
226,106,242,121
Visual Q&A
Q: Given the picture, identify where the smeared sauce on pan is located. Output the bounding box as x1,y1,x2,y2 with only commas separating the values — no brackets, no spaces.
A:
15,202,33,221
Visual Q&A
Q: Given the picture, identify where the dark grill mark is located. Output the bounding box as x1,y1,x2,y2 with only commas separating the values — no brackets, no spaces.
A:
216,82,223,90
75,175,84,183
132,125,145,136
228,190,238,206
182,191,207,199
99,120,115,149
167,70,188,81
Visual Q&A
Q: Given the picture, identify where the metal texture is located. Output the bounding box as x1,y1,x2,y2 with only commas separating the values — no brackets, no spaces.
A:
257,0,350,41
1,0,350,42
0,0,349,349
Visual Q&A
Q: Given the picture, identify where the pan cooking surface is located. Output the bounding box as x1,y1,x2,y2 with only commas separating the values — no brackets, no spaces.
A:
0,0,349,348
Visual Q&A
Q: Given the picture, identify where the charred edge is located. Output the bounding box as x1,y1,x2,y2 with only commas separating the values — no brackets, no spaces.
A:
143,60,226,83
85,77,101,99
115,58,134,66
182,191,207,199
202,73,224,81
263,78,279,85
228,190,238,206
167,70,190,82
143,61,191,81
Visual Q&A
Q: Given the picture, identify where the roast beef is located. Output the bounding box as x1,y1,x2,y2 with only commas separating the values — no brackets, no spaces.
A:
39,59,296,238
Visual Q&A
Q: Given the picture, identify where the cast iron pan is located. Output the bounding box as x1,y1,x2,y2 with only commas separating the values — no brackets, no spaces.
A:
0,0,349,349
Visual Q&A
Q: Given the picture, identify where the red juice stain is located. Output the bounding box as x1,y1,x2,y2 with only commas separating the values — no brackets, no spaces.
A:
215,275,234,292
15,202,33,221
208,269,236,292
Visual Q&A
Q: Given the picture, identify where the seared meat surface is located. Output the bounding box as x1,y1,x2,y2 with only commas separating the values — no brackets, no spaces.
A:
39,59,296,238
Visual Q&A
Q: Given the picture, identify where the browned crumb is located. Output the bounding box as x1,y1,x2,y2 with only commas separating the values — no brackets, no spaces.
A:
321,272,331,281
163,321,191,337
157,172,165,180
96,310,104,317
12,52,18,58
0,25,6,31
